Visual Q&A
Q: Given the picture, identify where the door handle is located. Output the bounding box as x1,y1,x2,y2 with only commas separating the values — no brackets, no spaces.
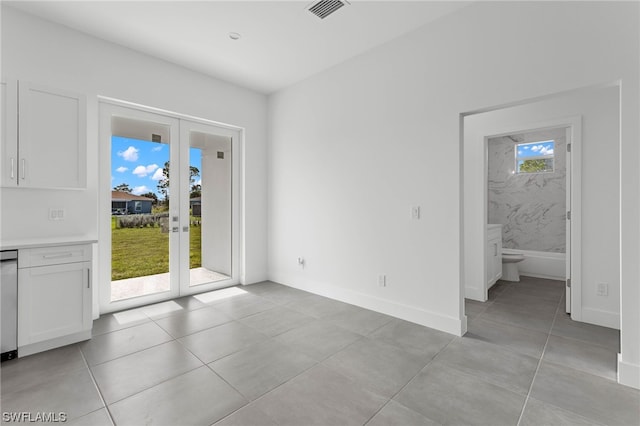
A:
87,268,91,289
20,159,26,180
494,243,498,257
10,158,15,179
42,252,73,259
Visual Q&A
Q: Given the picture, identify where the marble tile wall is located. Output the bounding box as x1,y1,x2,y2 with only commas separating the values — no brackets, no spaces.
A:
488,128,566,253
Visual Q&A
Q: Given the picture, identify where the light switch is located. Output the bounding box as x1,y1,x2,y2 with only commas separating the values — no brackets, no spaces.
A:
411,206,421,220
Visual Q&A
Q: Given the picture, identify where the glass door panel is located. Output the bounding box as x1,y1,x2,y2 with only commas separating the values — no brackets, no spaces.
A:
105,110,181,311
180,121,233,294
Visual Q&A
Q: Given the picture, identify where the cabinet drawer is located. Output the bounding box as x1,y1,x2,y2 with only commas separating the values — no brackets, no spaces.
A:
18,244,91,268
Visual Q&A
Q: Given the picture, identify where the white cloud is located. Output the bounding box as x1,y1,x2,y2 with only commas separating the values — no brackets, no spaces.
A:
115,166,128,173
151,168,164,181
117,146,139,162
517,150,523,155
131,185,150,195
132,164,159,177
522,145,530,150
526,144,554,155
540,146,554,155
151,146,163,152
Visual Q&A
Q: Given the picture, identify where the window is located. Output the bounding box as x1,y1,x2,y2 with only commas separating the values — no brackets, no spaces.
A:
515,140,555,174
134,201,142,212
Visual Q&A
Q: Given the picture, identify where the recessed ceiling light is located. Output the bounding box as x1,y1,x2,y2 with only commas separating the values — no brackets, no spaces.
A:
228,32,241,41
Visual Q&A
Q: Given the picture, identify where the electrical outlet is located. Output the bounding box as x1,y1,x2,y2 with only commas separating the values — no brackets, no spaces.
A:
378,275,386,287
48,208,65,221
596,282,608,296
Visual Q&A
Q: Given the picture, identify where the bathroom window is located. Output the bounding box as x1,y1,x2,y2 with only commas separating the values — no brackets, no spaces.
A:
515,140,554,174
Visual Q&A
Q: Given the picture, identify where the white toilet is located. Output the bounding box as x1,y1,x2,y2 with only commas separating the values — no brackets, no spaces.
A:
502,253,525,281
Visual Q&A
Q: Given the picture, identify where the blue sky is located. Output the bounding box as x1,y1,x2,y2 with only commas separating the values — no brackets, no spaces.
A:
112,136,201,197
516,140,554,158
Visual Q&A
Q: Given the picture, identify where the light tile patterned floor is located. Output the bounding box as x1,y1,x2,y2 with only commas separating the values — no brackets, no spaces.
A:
1,278,638,425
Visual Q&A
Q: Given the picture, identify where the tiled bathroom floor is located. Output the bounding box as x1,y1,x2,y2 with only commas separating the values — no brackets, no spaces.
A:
1,278,638,425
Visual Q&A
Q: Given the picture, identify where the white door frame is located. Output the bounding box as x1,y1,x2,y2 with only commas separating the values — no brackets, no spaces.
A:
98,98,244,314
463,114,582,319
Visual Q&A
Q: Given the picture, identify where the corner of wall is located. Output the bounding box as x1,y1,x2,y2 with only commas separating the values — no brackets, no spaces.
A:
618,353,640,390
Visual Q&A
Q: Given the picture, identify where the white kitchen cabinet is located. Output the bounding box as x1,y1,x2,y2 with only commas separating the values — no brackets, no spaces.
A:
1,80,86,189
1,81,18,186
18,244,92,356
487,225,502,288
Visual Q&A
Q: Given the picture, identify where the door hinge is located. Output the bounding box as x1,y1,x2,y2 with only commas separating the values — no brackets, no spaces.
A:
566,278,571,288
567,143,571,152
567,211,571,220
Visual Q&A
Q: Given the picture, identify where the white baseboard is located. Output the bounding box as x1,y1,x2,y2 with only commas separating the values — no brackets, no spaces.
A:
464,286,486,302
618,353,640,389
270,274,464,336
581,307,620,329
19,330,91,357
520,272,565,281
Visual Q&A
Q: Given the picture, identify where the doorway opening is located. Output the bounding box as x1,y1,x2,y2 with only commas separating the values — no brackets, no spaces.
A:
485,126,572,312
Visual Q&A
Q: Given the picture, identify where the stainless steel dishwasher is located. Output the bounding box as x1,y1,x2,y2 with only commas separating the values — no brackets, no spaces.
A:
1,250,18,361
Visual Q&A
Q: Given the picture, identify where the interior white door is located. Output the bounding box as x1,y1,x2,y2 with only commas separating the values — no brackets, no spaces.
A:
565,126,572,314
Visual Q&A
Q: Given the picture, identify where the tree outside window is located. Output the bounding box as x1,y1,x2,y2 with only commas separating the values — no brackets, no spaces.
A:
516,141,555,174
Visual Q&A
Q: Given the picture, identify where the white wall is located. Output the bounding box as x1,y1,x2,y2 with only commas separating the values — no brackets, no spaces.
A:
465,86,620,328
268,1,639,387
0,7,268,286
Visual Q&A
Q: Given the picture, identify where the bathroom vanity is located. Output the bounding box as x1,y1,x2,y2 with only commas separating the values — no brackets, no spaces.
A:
486,224,503,288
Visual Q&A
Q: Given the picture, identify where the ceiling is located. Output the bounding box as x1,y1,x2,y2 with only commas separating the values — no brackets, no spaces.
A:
7,1,470,94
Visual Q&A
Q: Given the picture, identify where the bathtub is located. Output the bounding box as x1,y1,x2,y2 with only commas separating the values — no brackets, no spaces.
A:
502,248,566,281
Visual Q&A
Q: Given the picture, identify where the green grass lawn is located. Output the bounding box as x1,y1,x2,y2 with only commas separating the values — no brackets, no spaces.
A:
111,216,201,281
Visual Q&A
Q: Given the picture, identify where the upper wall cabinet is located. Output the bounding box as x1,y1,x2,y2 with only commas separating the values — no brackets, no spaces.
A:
1,81,87,189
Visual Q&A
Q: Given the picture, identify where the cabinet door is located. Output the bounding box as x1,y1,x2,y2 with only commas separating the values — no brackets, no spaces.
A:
1,81,18,187
18,262,91,346
18,82,86,189
493,240,502,282
486,240,494,285
487,237,502,285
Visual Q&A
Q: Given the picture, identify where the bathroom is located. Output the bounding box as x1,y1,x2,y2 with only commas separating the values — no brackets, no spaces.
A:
487,126,568,290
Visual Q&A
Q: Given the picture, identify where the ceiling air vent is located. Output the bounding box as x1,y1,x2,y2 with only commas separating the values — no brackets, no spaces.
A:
308,0,350,19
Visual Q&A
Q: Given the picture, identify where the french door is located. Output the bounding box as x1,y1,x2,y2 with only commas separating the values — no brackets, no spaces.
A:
178,119,237,296
99,103,239,313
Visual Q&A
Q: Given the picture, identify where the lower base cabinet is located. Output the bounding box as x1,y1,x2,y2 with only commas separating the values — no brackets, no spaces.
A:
18,244,92,356
486,226,503,288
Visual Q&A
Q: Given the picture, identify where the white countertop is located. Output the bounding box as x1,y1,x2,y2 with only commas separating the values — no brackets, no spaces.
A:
0,236,97,251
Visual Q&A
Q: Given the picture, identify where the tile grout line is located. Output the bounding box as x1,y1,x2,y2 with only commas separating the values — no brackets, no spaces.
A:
78,346,117,426
361,336,459,425
515,290,565,426
211,318,387,425
95,287,325,424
